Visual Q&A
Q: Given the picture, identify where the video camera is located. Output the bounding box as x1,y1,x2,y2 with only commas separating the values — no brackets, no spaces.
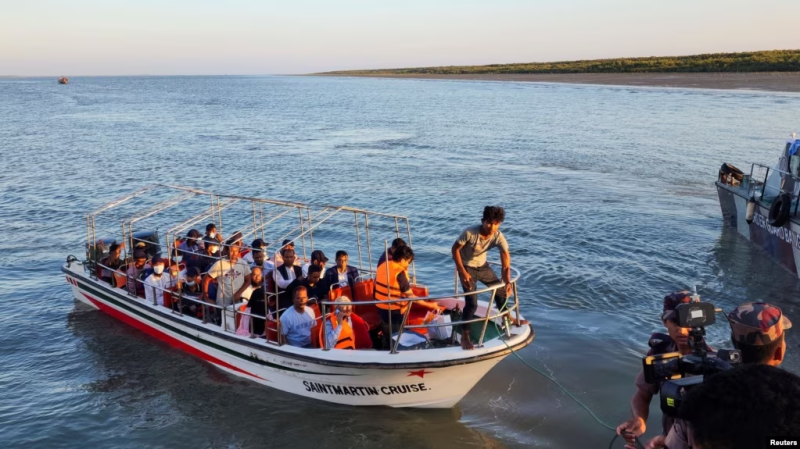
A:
642,299,741,417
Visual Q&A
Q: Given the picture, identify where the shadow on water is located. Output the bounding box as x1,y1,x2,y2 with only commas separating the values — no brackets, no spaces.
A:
63,306,503,449
702,225,800,373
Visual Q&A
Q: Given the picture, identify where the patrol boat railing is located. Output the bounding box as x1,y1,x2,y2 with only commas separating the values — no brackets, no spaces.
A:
719,163,800,218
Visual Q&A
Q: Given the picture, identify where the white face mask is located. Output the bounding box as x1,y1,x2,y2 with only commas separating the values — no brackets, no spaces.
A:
185,280,196,287
209,232,216,239
209,246,219,254
153,265,164,275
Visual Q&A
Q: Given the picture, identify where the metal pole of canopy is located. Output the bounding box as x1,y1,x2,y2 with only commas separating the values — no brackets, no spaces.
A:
384,240,392,352
405,218,416,284
354,212,364,274
251,200,258,243
216,196,224,238
209,196,215,228
298,208,307,262
307,208,314,251
259,203,265,240
364,213,373,274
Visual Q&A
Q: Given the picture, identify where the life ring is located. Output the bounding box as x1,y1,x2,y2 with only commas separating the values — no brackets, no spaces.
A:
768,193,792,227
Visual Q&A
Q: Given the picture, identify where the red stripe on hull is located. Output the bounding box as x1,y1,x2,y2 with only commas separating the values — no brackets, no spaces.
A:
81,292,266,381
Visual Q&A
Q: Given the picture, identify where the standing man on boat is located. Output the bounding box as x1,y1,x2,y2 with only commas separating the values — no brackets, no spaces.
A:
202,236,252,308
452,206,527,350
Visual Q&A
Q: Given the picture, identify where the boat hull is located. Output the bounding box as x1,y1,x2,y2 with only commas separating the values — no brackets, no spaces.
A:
716,182,800,278
62,262,532,408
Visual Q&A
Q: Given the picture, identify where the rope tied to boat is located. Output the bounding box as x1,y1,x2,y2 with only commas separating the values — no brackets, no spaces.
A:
493,295,644,449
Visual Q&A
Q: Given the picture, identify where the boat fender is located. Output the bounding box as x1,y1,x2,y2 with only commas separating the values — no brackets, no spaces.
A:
768,193,792,228
647,332,675,356
745,196,757,224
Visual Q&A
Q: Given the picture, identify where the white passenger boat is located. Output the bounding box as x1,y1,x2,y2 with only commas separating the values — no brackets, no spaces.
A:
63,185,534,408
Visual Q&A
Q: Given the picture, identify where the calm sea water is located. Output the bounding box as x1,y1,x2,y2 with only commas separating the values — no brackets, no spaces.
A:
1,76,799,448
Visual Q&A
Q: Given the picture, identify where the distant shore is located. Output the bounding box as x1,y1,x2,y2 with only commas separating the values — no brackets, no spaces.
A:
315,72,800,92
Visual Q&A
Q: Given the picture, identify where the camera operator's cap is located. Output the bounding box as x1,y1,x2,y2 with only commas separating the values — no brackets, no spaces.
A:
728,302,792,346
311,250,328,263
661,291,693,321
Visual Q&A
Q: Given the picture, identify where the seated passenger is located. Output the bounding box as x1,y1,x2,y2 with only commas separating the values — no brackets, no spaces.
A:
247,287,269,336
302,250,328,277
274,248,303,313
238,267,264,302
324,250,359,293
100,242,124,285
204,223,223,244
143,256,174,306
377,238,406,266
178,229,204,266
320,296,360,350
289,264,329,302
250,241,275,275
375,246,442,332
176,266,203,315
274,239,301,267
279,286,316,348
190,238,220,274
241,238,266,265
126,250,148,296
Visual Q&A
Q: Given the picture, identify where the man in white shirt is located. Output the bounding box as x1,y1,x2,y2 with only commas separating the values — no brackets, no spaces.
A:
202,240,252,307
144,257,174,306
241,238,265,265
279,286,316,348
302,250,328,277
250,242,275,274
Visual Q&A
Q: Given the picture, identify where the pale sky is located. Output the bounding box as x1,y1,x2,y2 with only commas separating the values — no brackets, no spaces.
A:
2,0,798,76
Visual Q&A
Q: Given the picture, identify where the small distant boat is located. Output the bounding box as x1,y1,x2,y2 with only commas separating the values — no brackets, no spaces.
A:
58,77,69,84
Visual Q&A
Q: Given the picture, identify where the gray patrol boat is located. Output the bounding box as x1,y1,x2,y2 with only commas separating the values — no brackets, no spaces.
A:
716,134,800,277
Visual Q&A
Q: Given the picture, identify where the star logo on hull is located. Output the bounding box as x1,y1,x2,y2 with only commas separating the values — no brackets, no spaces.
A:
407,369,432,378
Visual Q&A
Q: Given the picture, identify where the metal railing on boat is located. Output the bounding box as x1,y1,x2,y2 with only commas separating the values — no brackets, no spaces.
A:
90,259,522,354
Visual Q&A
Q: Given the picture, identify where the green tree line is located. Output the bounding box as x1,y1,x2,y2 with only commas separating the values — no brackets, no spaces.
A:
320,50,800,75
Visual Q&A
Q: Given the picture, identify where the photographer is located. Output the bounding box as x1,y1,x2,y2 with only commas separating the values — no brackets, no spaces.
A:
616,291,712,445
679,364,800,449
646,302,793,449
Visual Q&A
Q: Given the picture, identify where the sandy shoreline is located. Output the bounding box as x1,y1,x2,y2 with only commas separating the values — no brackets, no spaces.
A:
315,72,800,92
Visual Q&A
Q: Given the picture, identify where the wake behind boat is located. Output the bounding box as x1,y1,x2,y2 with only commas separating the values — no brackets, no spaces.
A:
63,185,534,408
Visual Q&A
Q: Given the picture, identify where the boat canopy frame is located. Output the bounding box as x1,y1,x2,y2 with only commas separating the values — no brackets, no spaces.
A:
83,184,523,354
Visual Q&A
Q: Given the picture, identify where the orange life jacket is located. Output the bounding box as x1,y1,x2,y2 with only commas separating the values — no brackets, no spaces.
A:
374,261,407,313
319,314,355,350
